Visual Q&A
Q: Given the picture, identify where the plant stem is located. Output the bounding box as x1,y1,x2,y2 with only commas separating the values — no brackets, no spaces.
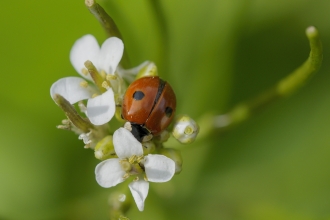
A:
85,0,130,68
213,26,323,132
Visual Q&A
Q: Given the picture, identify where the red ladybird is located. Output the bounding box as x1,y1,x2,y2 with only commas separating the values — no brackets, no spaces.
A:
122,76,176,141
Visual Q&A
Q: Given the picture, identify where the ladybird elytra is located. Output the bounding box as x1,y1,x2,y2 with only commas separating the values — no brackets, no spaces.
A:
122,76,176,139
122,77,159,125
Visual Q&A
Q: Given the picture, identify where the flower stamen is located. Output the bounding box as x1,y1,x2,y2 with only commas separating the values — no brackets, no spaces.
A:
128,155,138,164
123,173,130,180
62,119,70,125
81,68,89,76
102,81,110,90
79,80,89,88
79,131,92,145
106,74,117,81
100,70,106,79
57,124,70,130
137,155,144,163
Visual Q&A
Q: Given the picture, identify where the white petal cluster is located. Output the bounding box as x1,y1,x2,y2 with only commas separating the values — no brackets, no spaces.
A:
95,128,175,211
50,35,123,125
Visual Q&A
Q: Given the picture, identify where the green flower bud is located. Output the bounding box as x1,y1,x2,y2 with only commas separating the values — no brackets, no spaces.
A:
53,94,94,133
142,141,156,155
94,135,116,160
153,130,170,143
115,106,126,123
160,148,183,174
136,61,158,79
172,115,199,144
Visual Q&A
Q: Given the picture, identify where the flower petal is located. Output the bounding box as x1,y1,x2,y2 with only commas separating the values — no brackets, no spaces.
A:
113,128,143,159
129,180,149,211
70,34,100,80
98,37,124,74
95,158,125,188
50,77,93,104
86,89,116,125
144,155,175,182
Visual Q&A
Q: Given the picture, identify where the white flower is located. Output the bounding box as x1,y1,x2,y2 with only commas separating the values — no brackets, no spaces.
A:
95,128,175,211
50,35,124,125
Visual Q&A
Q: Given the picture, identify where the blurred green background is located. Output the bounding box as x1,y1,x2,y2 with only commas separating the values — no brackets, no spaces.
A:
1,0,330,219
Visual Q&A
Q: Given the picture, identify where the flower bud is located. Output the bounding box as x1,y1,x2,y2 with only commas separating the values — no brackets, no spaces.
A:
153,130,170,143
142,141,156,155
172,115,199,144
115,106,126,123
53,94,94,133
94,135,116,160
136,61,158,79
160,148,183,174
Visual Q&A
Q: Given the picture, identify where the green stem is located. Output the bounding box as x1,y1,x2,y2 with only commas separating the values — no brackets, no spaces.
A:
85,0,122,39
277,26,323,96
213,26,323,131
85,0,130,68
148,0,168,73
108,182,132,220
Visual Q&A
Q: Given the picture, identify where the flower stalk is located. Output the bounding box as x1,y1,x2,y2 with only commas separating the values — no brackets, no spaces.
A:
85,0,130,68
85,0,122,39
213,26,323,131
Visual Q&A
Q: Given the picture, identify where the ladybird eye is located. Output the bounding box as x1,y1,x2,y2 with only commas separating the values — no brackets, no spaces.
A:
133,91,145,100
165,107,173,117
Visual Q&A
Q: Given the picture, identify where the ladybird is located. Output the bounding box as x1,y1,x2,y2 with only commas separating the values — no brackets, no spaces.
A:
122,76,176,142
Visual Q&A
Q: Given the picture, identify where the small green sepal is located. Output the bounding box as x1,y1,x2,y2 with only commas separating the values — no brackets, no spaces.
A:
94,135,116,160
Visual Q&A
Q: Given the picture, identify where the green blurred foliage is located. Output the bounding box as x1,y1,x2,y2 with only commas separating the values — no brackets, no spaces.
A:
1,0,330,219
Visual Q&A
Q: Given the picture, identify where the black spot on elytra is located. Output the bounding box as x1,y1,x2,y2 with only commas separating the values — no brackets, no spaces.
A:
133,91,145,100
165,107,173,117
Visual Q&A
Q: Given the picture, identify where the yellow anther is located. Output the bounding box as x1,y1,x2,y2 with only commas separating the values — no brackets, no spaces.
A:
92,93,99,98
102,81,110,89
81,68,89,76
128,155,137,164
137,155,144,163
61,119,70,124
57,125,69,130
123,173,130,179
133,176,139,182
79,81,88,88
100,70,106,79
106,74,117,81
